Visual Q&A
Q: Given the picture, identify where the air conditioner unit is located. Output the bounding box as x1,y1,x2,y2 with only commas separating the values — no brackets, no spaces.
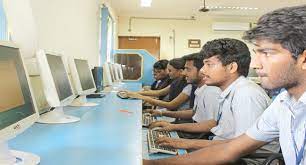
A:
212,22,251,31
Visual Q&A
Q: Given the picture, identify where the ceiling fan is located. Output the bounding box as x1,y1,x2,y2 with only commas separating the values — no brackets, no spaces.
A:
199,0,209,12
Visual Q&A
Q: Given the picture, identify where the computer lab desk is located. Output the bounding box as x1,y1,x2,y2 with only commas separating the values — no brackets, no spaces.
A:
9,82,185,165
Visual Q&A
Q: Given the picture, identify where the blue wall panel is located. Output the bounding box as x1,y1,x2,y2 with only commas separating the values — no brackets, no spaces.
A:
114,49,157,86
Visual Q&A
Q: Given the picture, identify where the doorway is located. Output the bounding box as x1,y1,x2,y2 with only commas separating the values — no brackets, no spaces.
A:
118,36,160,59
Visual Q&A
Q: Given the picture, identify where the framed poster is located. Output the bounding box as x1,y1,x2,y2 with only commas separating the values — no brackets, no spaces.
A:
188,39,201,48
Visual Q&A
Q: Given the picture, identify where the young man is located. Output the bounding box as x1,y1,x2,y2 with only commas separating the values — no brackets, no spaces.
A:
149,38,273,152
143,5,306,165
150,59,172,92
147,53,221,138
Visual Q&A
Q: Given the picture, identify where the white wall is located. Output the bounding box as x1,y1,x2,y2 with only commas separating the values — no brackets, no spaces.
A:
30,0,101,68
26,0,119,111
118,15,258,59
3,0,119,111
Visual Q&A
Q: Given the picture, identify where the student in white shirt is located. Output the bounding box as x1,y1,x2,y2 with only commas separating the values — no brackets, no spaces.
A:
147,53,221,138
143,5,306,165
151,38,272,153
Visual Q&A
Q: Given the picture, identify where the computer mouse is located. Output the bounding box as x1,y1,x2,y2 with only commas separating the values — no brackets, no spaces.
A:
117,91,129,99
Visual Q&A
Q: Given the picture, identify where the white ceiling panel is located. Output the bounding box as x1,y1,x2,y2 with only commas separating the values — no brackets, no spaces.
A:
108,0,306,17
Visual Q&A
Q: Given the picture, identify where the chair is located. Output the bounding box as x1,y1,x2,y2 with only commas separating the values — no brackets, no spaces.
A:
241,151,284,165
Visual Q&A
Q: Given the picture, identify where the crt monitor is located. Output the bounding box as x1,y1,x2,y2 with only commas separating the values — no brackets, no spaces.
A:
102,63,125,91
36,50,80,124
0,41,40,164
108,63,116,82
70,58,96,94
111,63,120,82
69,58,99,106
91,66,103,92
116,63,124,80
103,62,113,87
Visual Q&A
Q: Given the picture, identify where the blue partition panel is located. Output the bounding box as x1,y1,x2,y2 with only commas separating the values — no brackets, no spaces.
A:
114,49,157,86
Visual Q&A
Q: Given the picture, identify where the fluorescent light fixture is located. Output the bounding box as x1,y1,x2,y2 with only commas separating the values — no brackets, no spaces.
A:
207,6,259,10
141,0,152,7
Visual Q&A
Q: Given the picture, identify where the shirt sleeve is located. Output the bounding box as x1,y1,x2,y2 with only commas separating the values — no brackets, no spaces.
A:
246,100,280,142
181,84,192,96
232,85,271,137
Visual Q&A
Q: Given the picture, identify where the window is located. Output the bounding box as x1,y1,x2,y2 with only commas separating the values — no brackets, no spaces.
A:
106,16,114,62
100,6,114,65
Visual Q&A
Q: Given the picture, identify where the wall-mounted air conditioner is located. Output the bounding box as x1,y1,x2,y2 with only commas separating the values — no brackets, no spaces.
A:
212,22,251,31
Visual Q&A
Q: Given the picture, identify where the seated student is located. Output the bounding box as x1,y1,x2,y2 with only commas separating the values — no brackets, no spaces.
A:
142,59,171,109
147,53,221,139
151,38,274,152
143,38,277,164
127,58,192,111
149,59,172,102
143,5,306,165
151,59,172,91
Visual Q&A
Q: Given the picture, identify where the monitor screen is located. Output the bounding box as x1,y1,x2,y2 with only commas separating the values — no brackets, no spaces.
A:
0,45,35,130
74,59,95,91
91,67,103,92
46,54,73,101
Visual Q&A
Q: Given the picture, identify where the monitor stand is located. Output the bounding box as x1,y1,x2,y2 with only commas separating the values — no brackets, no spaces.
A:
36,106,80,124
0,142,40,165
69,95,98,107
102,86,113,93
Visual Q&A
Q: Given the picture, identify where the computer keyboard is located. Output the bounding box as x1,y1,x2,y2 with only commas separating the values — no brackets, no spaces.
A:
142,113,156,127
147,129,178,155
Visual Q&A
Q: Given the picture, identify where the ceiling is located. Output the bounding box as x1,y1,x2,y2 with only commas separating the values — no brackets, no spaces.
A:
108,0,306,18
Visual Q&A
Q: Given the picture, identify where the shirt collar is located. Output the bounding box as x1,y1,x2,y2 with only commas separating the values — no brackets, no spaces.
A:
219,76,246,99
299,91,306,104
195,84,207,96
279,89,306,116
279,90,306,104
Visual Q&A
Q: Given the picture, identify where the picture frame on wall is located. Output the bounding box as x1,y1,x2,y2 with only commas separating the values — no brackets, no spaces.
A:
188,39,201,48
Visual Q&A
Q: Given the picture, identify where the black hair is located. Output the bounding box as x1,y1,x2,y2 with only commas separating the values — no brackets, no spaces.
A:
153,59,169,70
169,58,185,70
182,52,204,71
200,38,251,77
243,5,306,59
